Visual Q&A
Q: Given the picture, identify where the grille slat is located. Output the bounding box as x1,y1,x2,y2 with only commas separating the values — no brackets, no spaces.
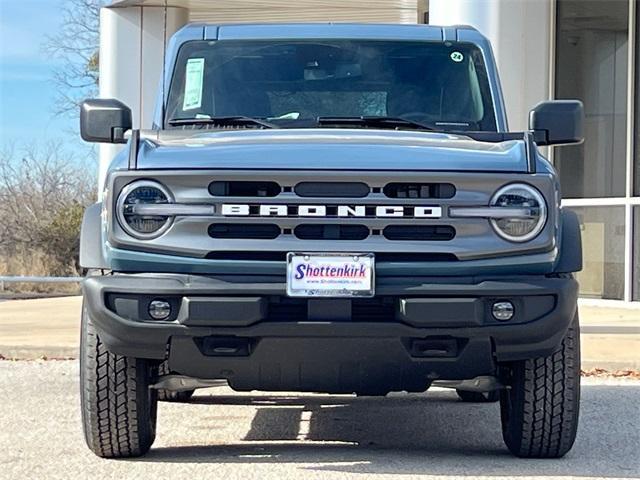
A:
204,252,458,262
294,224,369,240
209,223,280,239
294,182,370,198
383,225,455,241
384,183,456,199
209,181,281,197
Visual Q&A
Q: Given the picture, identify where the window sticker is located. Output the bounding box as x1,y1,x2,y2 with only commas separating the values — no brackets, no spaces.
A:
183,58,205,110
450,51,464,63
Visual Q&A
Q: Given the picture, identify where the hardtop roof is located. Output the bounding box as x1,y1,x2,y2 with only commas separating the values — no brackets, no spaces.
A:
174,22,479,42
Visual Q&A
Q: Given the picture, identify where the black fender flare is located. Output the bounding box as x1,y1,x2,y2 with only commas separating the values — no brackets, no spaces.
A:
80,202,108,270
554,208,583,274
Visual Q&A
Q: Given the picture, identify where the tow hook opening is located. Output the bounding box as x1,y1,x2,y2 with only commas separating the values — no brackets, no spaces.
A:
407,337,463,358
195,336,254,357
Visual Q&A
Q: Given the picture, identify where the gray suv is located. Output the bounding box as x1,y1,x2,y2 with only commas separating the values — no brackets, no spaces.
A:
79,23,584,459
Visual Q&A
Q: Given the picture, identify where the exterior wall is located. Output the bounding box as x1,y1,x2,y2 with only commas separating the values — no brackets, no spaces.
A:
98,6,188,192
429,0,553,131
111,0,419,24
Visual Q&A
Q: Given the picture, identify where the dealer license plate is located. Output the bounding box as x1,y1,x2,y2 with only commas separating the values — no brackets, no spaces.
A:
286,253,375,298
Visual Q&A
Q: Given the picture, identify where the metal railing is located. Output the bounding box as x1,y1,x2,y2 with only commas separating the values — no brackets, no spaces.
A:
0,276,83,291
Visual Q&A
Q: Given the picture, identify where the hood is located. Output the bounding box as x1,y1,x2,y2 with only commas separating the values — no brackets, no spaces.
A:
136,128,528,172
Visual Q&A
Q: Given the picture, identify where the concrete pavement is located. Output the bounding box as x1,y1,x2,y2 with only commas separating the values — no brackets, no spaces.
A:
0,296,638,369
0,360,638,480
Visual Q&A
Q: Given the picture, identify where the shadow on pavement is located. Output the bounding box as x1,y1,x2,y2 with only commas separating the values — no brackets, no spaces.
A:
142,385,640,478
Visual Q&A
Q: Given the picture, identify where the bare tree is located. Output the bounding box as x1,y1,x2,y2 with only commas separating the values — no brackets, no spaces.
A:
45,0,107,117
0,143,96,274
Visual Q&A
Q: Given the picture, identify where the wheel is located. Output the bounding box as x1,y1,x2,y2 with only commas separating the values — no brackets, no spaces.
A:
456,389,500,402
157,360,195,402
80,302,158,458
500,313,580,458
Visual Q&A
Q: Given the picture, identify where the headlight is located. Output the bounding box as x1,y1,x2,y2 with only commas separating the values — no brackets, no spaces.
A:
490,183,547,242
116,180,173,239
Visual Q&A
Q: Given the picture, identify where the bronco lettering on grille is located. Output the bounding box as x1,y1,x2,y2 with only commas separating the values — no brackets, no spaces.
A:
220,204,442,218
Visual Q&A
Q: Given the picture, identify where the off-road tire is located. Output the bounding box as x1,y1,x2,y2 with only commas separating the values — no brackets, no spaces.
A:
80,303,158,458
500,313,580,458
456,389,500,402
157,360,195,402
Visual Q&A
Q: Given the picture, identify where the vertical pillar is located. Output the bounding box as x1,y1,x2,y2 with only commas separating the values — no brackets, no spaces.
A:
429,0,553,131
98,6,188,194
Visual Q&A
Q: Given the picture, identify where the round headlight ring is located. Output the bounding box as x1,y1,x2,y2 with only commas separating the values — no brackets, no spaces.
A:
116,180,174,239
490,183,547,243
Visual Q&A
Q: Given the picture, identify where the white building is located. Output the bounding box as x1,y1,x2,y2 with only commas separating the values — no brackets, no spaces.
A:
99,0,640,305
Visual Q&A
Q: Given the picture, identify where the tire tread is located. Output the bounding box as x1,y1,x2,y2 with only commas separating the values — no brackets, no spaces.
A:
501,315,580,458
80,306,156,458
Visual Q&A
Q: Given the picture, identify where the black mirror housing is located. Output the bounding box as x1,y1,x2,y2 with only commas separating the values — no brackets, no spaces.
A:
80,99,132,144
529,100,584,146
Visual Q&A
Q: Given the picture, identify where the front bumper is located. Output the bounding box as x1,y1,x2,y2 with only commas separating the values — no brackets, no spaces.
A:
82,273,578,393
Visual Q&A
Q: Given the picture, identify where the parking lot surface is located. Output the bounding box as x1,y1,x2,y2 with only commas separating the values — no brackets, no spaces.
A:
1,360,638,480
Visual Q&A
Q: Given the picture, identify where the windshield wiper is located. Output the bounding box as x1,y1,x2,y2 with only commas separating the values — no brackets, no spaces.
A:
316,116,438,131
168,116,278,129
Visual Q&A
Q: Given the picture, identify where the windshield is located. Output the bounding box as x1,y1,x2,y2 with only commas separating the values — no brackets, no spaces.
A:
165,39,497,131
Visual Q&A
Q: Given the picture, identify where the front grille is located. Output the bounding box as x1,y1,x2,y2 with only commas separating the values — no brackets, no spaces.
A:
202,174,461,259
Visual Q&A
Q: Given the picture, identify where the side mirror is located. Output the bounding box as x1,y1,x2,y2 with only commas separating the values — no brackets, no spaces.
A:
529,100,584,146
80,98,132,144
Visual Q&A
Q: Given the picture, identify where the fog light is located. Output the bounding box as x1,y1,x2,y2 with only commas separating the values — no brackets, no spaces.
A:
148,299,171,320
492,301,514,321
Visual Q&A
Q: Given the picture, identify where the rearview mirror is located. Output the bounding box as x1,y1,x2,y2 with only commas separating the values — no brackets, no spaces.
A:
529,100,584,146
80,98,132,144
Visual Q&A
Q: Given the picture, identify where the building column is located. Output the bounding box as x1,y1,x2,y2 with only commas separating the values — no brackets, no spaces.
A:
98,5,188,193
429,0,553,131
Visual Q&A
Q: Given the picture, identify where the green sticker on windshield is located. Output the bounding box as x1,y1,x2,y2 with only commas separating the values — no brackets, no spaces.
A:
450,51,464,63
183,58,205,110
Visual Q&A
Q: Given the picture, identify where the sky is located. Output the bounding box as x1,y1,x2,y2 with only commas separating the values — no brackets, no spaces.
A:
0,0,81,150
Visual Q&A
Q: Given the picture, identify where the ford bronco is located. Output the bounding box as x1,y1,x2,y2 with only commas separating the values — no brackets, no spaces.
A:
79,23,584,459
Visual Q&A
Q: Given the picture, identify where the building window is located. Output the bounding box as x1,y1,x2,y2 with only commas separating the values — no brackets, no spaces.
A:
555,0,629,199
570,206,626,300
